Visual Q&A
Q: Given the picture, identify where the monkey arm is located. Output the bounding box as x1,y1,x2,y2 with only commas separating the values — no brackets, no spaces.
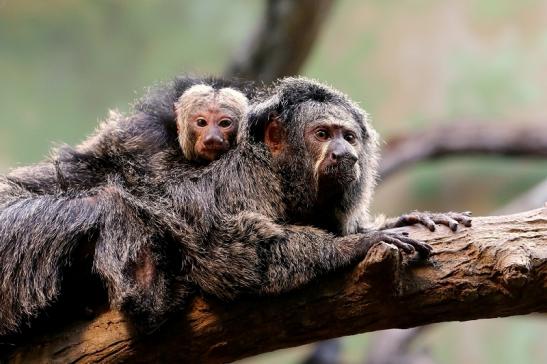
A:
190,212,430,299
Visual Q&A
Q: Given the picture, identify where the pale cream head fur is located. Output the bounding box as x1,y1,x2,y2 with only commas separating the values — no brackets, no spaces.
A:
174,84,249,160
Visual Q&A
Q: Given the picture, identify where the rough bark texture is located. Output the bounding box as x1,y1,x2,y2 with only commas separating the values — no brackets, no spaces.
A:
3,207,547,363
225,0,335,82
379,122,547,180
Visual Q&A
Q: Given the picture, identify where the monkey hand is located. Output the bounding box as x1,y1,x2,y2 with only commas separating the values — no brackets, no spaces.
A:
356,230,432,259
388,211,472,232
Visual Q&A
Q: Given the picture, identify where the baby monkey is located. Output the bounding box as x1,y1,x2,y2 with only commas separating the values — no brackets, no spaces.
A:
175,84,249,163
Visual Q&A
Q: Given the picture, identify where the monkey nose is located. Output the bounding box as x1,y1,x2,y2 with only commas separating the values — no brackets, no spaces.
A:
329,151,357,164
203,134,224,149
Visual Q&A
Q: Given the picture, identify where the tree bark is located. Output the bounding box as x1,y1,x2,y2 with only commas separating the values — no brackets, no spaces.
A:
3,207,547,363
379,122,547,180
225,0,335,82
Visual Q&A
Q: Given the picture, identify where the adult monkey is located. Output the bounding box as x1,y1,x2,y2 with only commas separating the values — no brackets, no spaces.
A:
0,76,255,335
0,77,469,336
96,77,470,329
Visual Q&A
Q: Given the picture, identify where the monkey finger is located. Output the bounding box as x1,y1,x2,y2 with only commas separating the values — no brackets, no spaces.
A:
381,236,415,254
395,214,436,231
431,215,460,232
416,214,436,232
456,213,473,227
414,241,433,258
398,236,432,257
448,212,473,227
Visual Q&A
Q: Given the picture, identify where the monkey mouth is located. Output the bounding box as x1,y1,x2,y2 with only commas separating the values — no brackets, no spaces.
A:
320,163,358,184
202,146,228,154
197,145,229,161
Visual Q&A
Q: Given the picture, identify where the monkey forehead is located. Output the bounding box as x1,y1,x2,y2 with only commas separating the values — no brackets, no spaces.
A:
188,102,246,119
187,106,240,120
297,102,361,128
177,84,249,118
179,84,248,106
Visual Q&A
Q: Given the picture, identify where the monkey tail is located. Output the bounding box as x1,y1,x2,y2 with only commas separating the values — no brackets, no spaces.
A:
0,192,101,336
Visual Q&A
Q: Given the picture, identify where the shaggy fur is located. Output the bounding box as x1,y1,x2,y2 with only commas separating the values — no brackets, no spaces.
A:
0,77,428,335
0,76,257,335
93,77,429,328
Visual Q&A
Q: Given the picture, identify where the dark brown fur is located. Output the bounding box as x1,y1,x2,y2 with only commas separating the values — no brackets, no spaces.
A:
0,77,466,337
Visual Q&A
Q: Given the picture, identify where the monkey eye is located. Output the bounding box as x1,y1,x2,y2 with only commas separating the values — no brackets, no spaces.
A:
315,129,329,141
196,118,207,127
344,133,357,144
218,119,233,128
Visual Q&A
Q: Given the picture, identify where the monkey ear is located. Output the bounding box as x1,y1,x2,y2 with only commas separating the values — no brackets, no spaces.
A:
242,94,282,143
264,115,285,156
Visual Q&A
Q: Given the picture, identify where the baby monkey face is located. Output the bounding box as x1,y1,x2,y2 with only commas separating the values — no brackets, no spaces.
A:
189,105,238,162
175,84,249,163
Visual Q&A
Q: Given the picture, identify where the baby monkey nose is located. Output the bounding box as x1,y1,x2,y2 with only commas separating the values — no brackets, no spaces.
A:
203,133,224,148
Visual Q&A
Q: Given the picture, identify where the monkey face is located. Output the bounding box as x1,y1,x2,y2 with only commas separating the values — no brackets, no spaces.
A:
303,108,362,187
189,106,238,162
175,84,248,163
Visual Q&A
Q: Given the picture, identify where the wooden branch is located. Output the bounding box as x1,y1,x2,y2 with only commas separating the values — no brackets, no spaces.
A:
225,0,335,82
4,207,547,363
379,122,547,180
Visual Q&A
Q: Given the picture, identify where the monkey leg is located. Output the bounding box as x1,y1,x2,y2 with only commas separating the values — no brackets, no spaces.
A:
91,185,191,331
382,211,472,232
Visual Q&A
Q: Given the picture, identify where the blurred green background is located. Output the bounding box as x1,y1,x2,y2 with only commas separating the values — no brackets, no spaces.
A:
1,0,547,363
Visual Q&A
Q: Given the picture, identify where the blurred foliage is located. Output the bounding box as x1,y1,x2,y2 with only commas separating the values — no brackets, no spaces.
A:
1,0,547,363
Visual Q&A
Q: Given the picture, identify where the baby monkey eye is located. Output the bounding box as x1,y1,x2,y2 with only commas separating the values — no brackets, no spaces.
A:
196,118,207,127
315,129,329,140
218,119,233,128
344,133,356,144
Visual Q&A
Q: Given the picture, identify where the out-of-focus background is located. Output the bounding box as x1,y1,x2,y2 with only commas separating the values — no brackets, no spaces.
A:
1,1,546,363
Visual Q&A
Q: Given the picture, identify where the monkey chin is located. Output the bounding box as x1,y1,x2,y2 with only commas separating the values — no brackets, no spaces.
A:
195,146,229,163
318,170,359,196
318,160,359,187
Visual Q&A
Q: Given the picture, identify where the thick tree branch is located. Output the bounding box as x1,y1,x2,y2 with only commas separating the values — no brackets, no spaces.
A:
379,122,547,180
4,207,547,363
225,0,335,82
